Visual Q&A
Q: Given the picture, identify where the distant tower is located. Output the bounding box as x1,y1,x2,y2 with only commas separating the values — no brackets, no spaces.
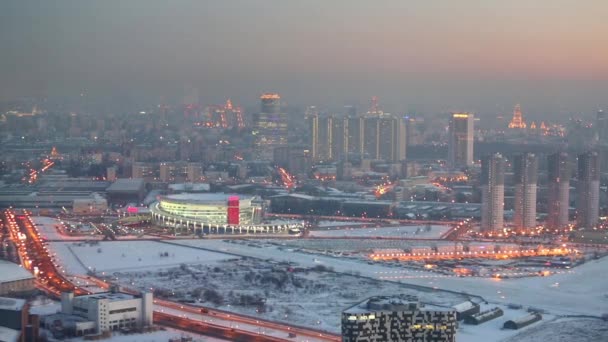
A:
596,109,608,142
513,153,538,229
508,104,527,129
253,93,287,153
576,151,600,228
481,153,505,231
448,113,475,169
547,152,570,229
369,96,381,114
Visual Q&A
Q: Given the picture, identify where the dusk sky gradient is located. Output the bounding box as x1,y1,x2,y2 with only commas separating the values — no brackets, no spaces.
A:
1,1,607,118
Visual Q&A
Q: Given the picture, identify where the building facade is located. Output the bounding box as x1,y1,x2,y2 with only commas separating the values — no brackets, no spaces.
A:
576,151,600,228
513,153,538,229
547,152,570,229
342,295,457,342
448,113,474,169
253,93,287,152
58,290,153,334
481,153,505,231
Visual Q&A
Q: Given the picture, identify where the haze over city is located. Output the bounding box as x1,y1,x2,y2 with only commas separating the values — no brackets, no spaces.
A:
2,1,608,118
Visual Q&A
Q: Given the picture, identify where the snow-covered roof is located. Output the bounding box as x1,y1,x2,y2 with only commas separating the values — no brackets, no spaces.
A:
164,193,252,202
106,178,145,192
0,297,26,311
452,301,477,312
0,326,20,342
0,260,34,283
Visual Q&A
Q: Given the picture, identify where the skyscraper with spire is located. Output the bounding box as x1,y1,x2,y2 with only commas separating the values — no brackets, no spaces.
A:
508,104,527,129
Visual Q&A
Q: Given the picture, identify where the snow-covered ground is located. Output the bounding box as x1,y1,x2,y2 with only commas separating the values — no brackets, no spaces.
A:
169,239,608,317
49,240,237,274
316,220,365,227
113,258,467,333
502,317,608,342
310,224,450,239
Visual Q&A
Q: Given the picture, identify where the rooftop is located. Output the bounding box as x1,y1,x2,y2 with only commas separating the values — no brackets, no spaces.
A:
106,178,145,193
77,292,135,302
0,326,20,342
0,260,35,283
163,193,252,203
0,297,26,311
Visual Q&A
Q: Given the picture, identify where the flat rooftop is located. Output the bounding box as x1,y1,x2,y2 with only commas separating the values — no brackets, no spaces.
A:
77,292,135,302
0,260,35,283
0,297,26,311
106,179,145,193
164,193,252,202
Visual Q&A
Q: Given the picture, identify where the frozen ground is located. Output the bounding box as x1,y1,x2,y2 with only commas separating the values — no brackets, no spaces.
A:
49,240,237,274
310,224,450,239
502,317,608,342
169,239,608,317
113,258,468,333
317,220,365,227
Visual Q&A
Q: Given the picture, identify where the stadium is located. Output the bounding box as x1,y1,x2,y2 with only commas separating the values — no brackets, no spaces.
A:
150,193,302,234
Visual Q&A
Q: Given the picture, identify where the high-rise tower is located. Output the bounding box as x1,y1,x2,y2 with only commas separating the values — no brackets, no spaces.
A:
481,153,505,231
513,153,538,229
253,93,287,152
448,113,474,169
576,151,600,228
547,152,570,229
596,109,608,142
508,104,527,129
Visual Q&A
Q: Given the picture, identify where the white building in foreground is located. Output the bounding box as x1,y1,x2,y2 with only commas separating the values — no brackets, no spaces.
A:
57,290,153,334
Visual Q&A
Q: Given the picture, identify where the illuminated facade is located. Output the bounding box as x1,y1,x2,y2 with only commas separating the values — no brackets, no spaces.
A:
310,113,348,162
253,93,287,149
508,104,526,129
513,153,538,229
150,193,302,234
576,151,600,228
342,295,457,342
547,152,570,229
481,153,505,231
447,113,474,169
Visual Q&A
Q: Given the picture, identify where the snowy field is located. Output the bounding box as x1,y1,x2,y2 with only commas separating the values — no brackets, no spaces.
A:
310,224,450,239
503,317,608,342
49,240,237,274
113,258,468,333
169,239,608,317
317,220,365,227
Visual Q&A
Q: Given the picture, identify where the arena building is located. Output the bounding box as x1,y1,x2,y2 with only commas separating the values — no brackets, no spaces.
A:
150,193,302,234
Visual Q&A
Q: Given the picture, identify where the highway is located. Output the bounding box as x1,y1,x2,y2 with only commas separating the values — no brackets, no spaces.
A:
3,210,341,342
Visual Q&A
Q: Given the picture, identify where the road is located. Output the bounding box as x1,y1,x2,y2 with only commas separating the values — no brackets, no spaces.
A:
4,210,340,342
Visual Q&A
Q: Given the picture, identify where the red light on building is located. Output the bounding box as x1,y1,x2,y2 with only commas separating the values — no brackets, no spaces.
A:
127,206,139,214
227,196,240,225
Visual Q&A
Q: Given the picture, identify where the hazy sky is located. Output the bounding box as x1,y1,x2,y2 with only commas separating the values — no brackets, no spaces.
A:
1,1,607,118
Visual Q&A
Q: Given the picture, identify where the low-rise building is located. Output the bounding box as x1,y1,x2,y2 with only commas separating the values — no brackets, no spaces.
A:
0,260,35,296
42,289,153,336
